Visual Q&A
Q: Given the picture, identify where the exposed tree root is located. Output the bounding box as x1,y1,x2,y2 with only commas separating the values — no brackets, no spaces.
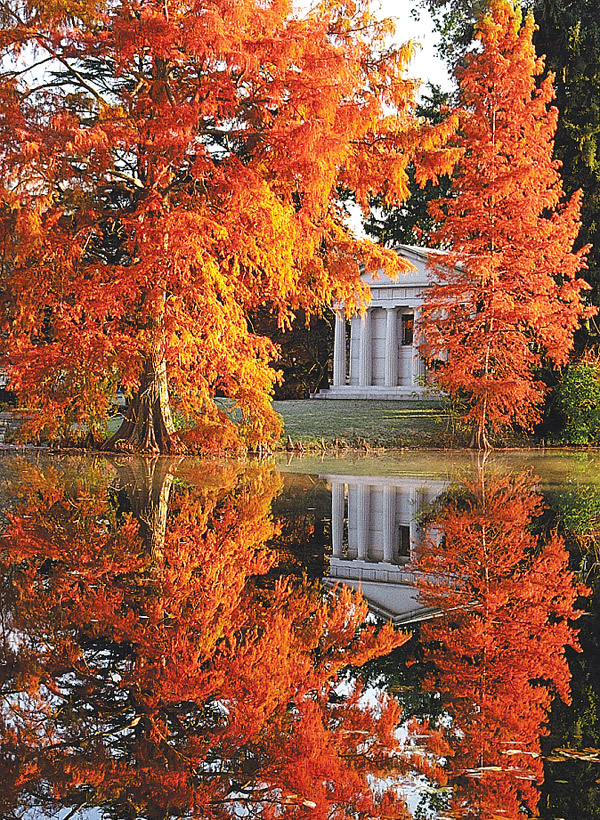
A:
469,423,491,451
103,355,185,454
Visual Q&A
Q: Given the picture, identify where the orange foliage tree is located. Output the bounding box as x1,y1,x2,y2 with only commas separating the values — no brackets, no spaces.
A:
419,0,591,449
0,0,455,453
0,457,413,819
411,467,584,819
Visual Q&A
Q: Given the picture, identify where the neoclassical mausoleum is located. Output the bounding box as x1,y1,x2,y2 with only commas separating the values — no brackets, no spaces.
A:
313,244,435,400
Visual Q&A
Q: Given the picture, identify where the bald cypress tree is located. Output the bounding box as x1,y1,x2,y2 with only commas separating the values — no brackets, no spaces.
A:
420,0,590,448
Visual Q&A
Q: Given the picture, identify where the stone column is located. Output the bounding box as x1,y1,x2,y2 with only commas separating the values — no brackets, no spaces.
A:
358,309,372,387
349,316,359,385
356,483,370,561
384,307,398,388
383,485,396,563
333,310,347,387
412,307,426,385
331,481,345,557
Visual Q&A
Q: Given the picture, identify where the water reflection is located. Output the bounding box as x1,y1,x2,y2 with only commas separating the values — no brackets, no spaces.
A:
317,457,591,818
0,453,593,820
324,471,447,624
0,457,410,820
412,467,584,819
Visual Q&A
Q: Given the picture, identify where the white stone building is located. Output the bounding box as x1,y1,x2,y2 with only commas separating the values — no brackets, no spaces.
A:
323,471,447,625
312,244,435,400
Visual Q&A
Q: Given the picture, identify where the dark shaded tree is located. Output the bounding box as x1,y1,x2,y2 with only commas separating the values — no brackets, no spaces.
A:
251,307,335,400
534,0,600,307
365,84,455,248
417,0,502,71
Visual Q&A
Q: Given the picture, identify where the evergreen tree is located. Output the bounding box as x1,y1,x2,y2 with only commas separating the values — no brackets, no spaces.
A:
535,0,600,307
417,0,494,71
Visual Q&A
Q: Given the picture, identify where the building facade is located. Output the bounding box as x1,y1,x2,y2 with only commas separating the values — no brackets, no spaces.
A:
312,244,436,400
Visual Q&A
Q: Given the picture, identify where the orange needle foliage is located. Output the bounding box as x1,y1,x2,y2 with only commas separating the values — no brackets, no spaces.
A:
0,0,456,453
0,457,411,819
412,467,585,819
419,0,592,449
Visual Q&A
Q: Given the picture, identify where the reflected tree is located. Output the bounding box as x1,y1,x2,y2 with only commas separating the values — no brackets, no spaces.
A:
112,456,179,560
411,467,584,819
539,471,600,818
0,457,412,820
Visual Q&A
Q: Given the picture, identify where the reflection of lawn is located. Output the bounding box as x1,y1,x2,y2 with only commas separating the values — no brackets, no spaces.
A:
273,399,449,449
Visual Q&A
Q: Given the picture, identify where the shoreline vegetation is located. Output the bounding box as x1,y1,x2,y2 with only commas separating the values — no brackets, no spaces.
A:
0,399,561,453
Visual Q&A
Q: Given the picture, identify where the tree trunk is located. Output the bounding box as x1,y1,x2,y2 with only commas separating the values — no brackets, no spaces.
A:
469,387,491,451
104,352,184,454
469,416,491,450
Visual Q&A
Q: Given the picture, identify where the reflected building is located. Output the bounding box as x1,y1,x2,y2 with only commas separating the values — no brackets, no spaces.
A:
323,472,447,625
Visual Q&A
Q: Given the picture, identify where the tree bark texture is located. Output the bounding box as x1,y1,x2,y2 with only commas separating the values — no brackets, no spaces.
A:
104,351,183,454
469,415,491,451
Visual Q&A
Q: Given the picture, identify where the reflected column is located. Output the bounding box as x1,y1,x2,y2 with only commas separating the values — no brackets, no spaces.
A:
356,483,370,561
332,481,345,558
383,485,396,563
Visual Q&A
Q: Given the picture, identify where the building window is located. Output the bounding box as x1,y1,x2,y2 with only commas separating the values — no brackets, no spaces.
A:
398,525,411,558
401,313,414,346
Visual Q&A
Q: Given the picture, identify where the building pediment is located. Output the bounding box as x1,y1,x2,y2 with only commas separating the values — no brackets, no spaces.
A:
362,244,432,292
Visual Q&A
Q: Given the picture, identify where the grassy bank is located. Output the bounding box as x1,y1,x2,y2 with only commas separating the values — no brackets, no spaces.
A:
272,399,450,449
26,399,447,451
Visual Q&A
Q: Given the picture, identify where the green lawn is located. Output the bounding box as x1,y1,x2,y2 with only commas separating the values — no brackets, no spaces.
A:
272,399,450,449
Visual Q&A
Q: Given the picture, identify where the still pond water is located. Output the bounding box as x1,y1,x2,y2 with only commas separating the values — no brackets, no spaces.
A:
2,450,600,820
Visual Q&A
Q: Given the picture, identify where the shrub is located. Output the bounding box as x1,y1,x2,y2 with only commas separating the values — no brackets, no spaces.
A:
554,360,600,444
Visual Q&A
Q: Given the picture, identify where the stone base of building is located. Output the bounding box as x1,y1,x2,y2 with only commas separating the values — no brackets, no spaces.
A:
310,385,442,401
324,563,439,625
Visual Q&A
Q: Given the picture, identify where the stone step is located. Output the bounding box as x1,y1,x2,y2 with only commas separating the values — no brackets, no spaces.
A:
310,386,441,401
